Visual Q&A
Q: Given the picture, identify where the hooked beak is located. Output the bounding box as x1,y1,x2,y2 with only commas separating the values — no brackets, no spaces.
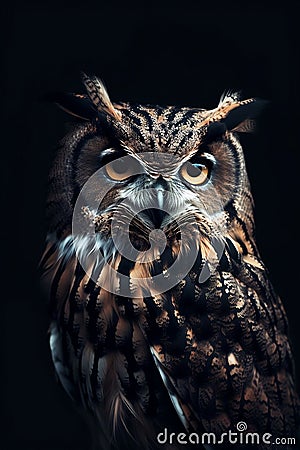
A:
144,177,169,228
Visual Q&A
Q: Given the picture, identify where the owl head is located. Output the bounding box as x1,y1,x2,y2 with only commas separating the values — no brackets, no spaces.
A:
48,74,266,295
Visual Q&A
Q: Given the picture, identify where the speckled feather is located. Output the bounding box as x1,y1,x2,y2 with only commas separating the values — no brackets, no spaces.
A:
40,76,299,449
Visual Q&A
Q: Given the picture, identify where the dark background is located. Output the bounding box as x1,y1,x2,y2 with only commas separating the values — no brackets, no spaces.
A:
1,1,299,449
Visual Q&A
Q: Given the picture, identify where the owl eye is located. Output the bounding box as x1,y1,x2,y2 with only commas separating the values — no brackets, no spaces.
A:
180,161,210,185
105,157,139,181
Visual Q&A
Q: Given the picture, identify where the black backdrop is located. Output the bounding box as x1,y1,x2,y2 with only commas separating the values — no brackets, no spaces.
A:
1,1,299,449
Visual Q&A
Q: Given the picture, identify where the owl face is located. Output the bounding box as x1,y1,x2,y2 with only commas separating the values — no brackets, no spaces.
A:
70,101,250,252
50,75,265,293
76,105,242,216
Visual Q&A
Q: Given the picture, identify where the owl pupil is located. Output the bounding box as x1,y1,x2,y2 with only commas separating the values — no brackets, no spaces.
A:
111,159,128,174
187,163,202,177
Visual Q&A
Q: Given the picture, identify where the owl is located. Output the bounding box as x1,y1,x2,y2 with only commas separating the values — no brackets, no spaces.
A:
40,74,299,450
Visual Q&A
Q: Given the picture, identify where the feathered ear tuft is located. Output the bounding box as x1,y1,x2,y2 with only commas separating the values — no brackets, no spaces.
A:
81,72,122,121
204,94,269,141
221,97,269,133
43,92,98,120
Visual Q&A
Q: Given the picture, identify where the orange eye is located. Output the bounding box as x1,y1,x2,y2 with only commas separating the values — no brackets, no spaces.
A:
105,157,137,181
180,162,209,185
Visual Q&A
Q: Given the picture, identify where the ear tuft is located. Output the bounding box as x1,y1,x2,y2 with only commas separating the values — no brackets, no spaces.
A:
204,96,269,141
222,98,269,132
81,72,122,121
